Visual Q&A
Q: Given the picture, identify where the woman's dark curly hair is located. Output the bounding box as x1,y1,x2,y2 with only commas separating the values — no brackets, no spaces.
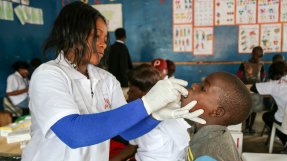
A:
43,1,109,66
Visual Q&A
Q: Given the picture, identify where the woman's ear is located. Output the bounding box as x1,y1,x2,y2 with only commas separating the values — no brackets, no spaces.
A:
211,107,225,117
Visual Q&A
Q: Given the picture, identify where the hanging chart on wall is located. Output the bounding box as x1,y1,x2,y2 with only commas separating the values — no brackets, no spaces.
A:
281,0,287,22
193,27,214,55
257,0,279,23
260,23,282,52
0,1,14,21
236,0,257,24
194,0,214,26
173,24,193,52
282,23,287,52
238,24,260,53
214,0,235,26
173,0,193,24
93,4,122,32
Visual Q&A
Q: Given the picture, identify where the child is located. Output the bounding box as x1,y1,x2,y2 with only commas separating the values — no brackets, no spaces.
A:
151,58,168,80
111,64,192,161
250,61,287,152
181,72,252,161
237,46,265,134
6,61,30,115
166,59,176,78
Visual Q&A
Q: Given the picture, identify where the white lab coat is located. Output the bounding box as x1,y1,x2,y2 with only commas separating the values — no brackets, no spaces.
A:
130,119,190,161
21,54,126,161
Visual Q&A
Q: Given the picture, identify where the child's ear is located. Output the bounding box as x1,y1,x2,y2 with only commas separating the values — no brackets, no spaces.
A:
211,107,225,117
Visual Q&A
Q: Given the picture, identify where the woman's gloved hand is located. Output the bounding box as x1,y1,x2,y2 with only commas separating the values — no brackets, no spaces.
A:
152,100,206,124
141,78,188,115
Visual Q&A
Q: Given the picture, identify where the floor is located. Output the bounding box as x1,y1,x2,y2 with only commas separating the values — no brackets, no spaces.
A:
242,111,285,154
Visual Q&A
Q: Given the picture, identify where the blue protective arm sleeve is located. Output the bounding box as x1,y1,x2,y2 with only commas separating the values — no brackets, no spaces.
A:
51,99,149,149
120,116,160,140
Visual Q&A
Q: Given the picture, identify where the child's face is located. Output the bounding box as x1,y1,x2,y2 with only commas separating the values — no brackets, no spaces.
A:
18,68,29,78
127,84,146,102
181,73,224,124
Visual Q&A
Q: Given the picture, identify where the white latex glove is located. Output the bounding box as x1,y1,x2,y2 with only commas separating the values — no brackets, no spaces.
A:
152,100,206,124
142,78,188,114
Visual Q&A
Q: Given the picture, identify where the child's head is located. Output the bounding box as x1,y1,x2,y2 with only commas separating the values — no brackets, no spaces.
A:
151,58,168,79
166,59,176,78
181,72,252,126
12,61,30,78
272,54,285,63
127,64,161,102
269,61,287,80
251,46,263,63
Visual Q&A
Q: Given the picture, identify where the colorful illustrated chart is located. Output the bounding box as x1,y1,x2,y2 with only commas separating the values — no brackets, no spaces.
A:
260,23,282,52
238,25,259,53
281,0,287,22
193,27,214,55
257,0,279,23
0,1,14,21
283,23,287,51
236,0,257,24
173,0,193,24
194,0,214,26
215,0,235,26
93,4,123,32
173,25,193,52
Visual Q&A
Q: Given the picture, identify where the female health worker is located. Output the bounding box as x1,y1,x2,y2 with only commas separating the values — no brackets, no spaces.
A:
21,2,205,161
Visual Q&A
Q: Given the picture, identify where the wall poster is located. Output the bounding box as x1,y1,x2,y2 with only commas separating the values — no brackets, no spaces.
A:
257,0,279,23
173,24,193,52
0,1,14,21
173,0,193,24
260,23,282,52
93,4,122,32
193,27,214,55
238,24,260,53
215,0,235,26
280,0,287,22
194,0,214,26
236,0,257,24
282,23,287,51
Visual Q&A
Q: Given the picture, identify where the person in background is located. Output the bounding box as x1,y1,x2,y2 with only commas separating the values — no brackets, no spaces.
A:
182,72,252,161
21,2,204,161
6,61,30,115
29,58,42,76
264,54,286,110
249,61,287,153
108,28,133,88
272,54,285,63
166,59,176,78
267,54,285,80
110,64,202,161
151,58,168,80
237,46,265,134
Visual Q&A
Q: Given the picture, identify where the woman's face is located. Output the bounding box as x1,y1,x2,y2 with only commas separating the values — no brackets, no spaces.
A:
85,18,108,65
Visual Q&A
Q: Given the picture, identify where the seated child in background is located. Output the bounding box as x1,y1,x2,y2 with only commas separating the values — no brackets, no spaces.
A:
151,58,168,80
181,72,252,161
250,61,287,152
110,64,191,161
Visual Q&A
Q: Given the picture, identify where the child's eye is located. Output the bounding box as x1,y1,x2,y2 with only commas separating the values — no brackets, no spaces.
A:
201,85,206,92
